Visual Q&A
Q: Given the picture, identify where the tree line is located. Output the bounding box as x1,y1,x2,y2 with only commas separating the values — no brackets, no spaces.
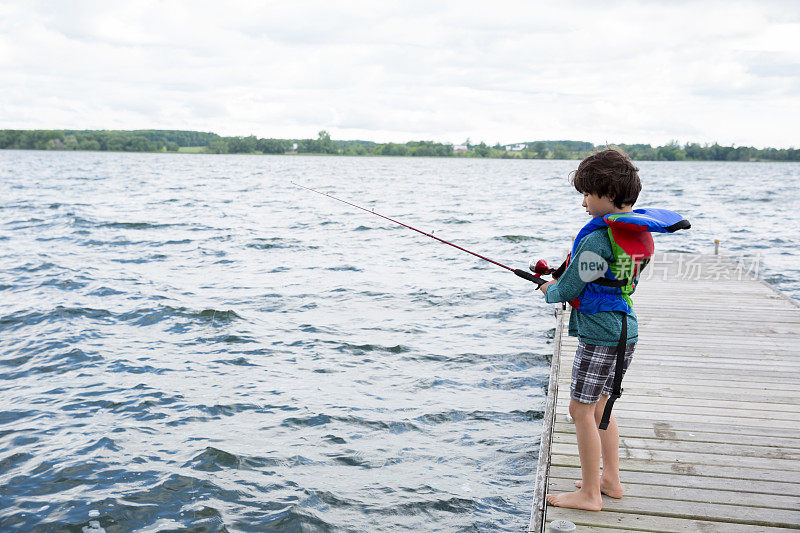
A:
0,129,221,153
1,129,798,161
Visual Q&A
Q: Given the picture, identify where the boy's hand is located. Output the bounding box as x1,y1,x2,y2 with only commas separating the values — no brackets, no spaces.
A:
539,280,556,295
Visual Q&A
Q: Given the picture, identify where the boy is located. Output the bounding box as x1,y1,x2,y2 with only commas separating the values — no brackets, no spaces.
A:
540,148,644,511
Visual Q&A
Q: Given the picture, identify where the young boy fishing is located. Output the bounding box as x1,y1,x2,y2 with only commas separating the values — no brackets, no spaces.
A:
538,148,689,511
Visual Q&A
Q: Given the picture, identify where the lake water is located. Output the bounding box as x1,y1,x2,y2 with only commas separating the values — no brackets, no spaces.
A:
1,150,798,532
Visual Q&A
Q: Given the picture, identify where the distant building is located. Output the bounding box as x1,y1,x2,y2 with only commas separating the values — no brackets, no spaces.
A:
454,145,468,152
505,143,527,152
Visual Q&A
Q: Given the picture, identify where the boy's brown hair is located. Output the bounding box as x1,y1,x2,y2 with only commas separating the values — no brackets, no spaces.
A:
571,148,641,208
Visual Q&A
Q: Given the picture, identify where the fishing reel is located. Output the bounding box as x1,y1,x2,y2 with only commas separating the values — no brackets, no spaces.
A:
529,258,554,277
528,258,566,281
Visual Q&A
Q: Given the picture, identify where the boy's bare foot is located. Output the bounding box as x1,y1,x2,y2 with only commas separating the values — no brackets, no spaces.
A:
574,477,623,498
546,489,603,511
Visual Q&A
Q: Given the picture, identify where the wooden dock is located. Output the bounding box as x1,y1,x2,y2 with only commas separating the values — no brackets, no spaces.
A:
529,253,800,532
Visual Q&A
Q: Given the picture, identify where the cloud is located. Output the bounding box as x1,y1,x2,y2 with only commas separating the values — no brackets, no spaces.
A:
0,0,798,147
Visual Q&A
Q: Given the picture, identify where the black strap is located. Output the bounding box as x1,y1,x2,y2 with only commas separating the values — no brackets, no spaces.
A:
552,258,567,280
590,277,627,288
599,312,627,430
666,219,692,232
590,252,654,288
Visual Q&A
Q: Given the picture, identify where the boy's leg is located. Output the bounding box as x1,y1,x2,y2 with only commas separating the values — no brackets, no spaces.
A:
546,399,603,511
594,395,624,497
574,394,624,498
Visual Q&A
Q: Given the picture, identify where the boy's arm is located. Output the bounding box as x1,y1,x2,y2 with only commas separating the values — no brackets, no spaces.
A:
539,237,596,303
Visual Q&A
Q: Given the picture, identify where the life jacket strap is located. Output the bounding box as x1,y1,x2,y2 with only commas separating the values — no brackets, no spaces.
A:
599,312,628,430
590,277,628,288
552,258,568,280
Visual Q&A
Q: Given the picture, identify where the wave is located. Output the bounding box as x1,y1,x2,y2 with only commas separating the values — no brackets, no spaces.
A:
185,446,282,472
334,342,410,354
329,414,420,434
37,278,88,291
198,334,256,344
0,347,102,380
10,261,61,273
101,221,172,229
118,307,243,327
495,234,545,243
281,413,332,428
0,307,115,333
476,376,542,390
1,294,468,342
414,409,543,426
78,436,121,454
78,238,147,247
375,496,477,515
87,219,184,230
211,356,257,366
412,377,462,390
325,265,362,271
436,217,471,224
246,237,298,250
87,286,125,296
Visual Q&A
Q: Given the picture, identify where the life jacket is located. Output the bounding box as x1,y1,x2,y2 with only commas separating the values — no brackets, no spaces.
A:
559,208,690,431
564,208,691,314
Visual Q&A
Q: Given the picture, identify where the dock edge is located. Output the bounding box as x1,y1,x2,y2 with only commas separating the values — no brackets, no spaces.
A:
528,306,564,532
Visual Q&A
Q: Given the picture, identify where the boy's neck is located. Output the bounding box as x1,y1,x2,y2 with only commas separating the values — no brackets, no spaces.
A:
602,205,634,216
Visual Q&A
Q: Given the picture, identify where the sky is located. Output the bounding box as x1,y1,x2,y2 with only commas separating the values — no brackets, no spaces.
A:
1,1,799,148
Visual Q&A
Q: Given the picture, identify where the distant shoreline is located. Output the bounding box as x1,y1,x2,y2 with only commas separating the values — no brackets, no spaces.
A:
4,148,799,164
1,129,798,162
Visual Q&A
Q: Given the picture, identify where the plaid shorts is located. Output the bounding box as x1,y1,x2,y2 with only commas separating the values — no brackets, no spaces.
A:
571,341,636,404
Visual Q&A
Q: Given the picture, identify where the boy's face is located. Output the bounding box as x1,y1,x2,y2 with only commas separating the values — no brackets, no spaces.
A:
582,193,618,218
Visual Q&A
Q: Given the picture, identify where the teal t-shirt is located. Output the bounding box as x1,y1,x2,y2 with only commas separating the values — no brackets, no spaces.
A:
544,229,639,346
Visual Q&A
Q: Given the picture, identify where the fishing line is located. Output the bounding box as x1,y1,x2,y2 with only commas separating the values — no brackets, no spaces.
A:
293,182,545,286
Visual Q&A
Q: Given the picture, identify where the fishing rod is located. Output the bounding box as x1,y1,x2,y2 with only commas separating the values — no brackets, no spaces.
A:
292,182,547,287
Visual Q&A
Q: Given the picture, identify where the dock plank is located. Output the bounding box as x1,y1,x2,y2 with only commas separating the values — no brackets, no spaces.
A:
544,507,795,533
551,441,800,471
552,422,800,449
547,476,800,510
552,433,800,460
545,489,800,529
548,465,800,496
550,454,800,484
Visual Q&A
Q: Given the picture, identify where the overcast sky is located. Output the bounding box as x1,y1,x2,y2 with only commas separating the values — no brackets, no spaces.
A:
1,1,799,147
